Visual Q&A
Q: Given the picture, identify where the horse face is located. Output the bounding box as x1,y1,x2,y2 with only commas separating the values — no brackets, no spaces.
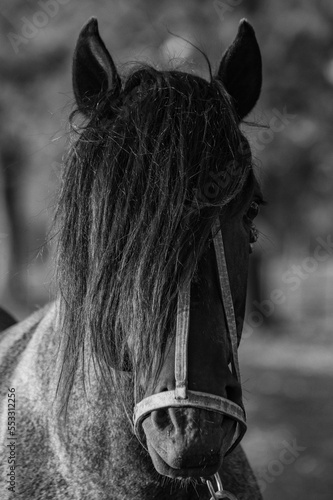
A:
139,176,262,479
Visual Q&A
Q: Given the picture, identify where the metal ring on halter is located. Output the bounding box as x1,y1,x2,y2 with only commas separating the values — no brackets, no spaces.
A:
133,217,247,454
205,473,239,500
206,472,224,499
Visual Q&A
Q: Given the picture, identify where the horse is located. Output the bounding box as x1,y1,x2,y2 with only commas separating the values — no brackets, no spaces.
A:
0,17,264,499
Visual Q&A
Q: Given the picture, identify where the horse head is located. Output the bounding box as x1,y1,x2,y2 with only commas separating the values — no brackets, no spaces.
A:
59,17,263,483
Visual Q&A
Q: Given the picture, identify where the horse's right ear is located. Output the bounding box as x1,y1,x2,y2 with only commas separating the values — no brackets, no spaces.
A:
72,18,121,116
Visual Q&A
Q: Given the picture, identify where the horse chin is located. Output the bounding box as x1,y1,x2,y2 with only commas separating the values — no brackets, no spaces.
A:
146,439,222,479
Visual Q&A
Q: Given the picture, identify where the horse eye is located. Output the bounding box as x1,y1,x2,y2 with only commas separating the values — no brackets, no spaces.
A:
246,201,259,220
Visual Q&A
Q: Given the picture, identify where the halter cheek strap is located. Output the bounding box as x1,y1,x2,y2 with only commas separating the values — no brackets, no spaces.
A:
133,219,247,454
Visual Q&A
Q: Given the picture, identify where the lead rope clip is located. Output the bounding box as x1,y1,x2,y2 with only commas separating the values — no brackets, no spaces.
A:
202,473,238,500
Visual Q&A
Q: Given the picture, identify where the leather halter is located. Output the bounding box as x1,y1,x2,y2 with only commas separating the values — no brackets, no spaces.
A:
133,219,247,454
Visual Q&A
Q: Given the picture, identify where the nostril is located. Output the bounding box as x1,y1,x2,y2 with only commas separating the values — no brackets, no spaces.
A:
151,408,170,430
149,383,175,431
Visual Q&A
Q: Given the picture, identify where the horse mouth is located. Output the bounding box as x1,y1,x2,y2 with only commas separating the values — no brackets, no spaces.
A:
146,439,222,479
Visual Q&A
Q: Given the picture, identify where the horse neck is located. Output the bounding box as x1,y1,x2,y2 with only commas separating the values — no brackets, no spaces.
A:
39,304,166,497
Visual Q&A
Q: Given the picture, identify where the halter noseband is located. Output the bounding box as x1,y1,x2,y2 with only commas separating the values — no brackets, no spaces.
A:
133,218,247,456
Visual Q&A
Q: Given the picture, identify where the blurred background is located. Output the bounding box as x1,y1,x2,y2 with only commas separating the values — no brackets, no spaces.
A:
0,0,333,498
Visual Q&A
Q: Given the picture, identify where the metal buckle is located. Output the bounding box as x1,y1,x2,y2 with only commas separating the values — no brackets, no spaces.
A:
204,473,238,500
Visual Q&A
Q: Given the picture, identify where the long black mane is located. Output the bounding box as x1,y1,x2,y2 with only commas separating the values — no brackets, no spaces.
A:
55,65,251,414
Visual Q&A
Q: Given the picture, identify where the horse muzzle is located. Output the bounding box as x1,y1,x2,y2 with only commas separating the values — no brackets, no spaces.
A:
134,388,246,478
140,405,235,478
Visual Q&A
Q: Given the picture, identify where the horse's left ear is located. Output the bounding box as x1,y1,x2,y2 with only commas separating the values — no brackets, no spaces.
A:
217,19,262,121
73,17,121,116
